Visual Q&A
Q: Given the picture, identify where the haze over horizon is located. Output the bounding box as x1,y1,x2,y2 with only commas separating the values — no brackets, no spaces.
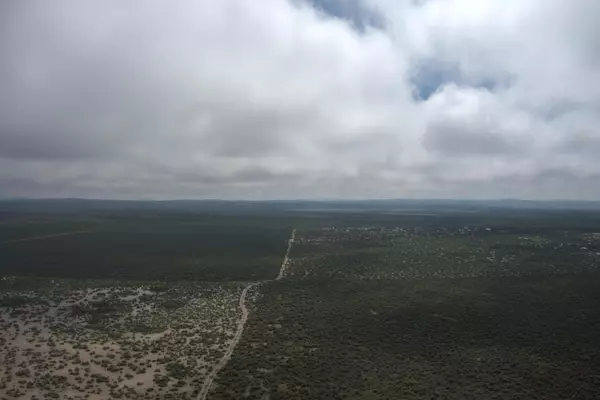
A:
2,0,600,200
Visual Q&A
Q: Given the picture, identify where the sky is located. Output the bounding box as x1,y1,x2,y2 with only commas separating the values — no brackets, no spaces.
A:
1,0,599,200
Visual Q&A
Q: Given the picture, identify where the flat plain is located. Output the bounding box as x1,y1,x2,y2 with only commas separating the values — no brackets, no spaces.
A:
1,199,600,399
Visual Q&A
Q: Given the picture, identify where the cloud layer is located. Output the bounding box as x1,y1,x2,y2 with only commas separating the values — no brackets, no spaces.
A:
1,0,599,199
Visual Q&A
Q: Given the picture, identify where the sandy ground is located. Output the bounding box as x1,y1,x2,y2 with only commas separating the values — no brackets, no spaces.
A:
0,283,243,399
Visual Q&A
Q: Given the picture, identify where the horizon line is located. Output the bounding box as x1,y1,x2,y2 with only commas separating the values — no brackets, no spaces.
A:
2,196,600,204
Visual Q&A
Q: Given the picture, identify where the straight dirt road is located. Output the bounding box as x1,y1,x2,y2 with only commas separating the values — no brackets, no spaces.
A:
197,228,296,400
0,230,92,244
275,229,296,281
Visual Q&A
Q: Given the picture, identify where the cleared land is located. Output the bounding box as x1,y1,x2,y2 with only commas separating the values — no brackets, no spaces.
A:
0,280,245,399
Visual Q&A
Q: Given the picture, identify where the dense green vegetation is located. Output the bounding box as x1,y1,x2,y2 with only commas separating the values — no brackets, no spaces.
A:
290,226,600,280
210,205,600,400
0,209,292,281
213,275,600,400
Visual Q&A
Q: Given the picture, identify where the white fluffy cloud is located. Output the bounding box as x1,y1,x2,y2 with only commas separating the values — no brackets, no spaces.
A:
0,0,599,199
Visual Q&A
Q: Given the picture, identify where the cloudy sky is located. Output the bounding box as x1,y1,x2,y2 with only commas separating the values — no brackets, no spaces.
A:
1,0,599,200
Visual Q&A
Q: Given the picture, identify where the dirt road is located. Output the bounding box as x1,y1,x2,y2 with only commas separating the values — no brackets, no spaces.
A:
197,228,296,400
275,229,296,281
1,230,92,244
196,281,260,400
